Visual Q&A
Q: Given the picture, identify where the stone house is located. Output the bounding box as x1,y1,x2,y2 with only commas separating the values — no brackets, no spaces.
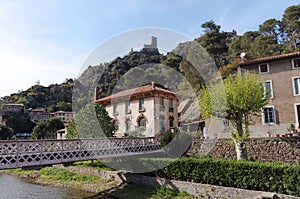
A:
238,51,300,136
1,103,25,114
53,110,76,125
95,82,179,138
27,108,53,123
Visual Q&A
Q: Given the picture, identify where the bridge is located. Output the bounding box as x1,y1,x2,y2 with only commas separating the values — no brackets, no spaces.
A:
0,137,161,169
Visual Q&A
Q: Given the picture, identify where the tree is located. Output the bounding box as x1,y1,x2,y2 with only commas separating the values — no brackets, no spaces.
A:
196,20,229,67
32,118,64,139
66,119,79,139
200,72,267,160
228,31,260,60
0,125,14,140
56,101,72,111
282,5,300,51
4,110,35,134
74,103,115,138
259,18,283,44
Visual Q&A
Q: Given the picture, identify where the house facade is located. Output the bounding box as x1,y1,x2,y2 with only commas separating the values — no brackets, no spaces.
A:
27,108,54,123
239,51,300,136
95,82,179,138
53,111,76,125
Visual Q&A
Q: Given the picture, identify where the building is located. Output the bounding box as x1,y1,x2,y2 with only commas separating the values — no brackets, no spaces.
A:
143,36,157,49
1,103,25,114
95,82,179,138
53,110,76,125
140,36,159,55
238,51,300,136
27,108,53,123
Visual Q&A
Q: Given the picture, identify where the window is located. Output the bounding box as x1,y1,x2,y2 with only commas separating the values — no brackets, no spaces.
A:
293,77,300,96
159,97,164,110
139,98,144,111
113,120,119,130
160,119,165,134
169,98,174,112
125,101,130,114
292,58,300,69
138,117,146,127
259,63,269,74
169,116,174,128
262,107,276,124
113,103,118,115
125,120,131,132
263,80,273,98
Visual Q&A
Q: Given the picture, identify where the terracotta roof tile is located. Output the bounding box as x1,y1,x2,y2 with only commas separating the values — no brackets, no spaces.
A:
95,83,176,103
240,51,300,66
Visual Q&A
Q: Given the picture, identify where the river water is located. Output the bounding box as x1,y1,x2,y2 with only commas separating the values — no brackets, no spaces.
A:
0,174,103,199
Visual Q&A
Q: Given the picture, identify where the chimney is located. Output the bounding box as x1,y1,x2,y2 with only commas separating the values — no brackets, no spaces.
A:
151,81,156,89
95,86,99,101
236,54,241,64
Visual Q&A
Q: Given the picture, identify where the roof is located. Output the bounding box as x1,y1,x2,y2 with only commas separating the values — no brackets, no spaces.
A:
30,108,46,112
53,110,75,114
240,51,300,66
95,83,177,103
3,103,25,107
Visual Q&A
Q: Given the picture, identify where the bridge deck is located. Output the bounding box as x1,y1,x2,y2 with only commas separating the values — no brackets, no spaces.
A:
0,137,161,169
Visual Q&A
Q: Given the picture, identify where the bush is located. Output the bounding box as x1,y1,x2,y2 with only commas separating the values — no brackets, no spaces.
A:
151,157,300,197
160,129,176,147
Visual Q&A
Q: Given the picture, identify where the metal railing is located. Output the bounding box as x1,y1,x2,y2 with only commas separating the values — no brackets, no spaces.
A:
0,137,161,169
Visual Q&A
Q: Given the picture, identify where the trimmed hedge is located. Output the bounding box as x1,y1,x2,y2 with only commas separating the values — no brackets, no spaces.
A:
150,158,300,197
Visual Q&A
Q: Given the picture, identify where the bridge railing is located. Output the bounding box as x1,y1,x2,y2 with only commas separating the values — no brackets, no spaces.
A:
0,137,161,169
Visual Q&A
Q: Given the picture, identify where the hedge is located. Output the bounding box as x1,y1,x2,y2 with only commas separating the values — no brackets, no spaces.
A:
148,158,300,197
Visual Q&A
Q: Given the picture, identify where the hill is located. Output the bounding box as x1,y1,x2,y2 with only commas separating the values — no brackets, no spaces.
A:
1,79,74,112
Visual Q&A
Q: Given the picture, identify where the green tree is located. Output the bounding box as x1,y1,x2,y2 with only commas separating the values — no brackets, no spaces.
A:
32,118,64,139
200,72,267,160
56,101,72,111
196,20,229,67
66,119,79,138
259,18,283,44
75,103,115,138
4,110,35,134
0,125,14,140
16,97,29,106
228,31,260,60
282,4,300,51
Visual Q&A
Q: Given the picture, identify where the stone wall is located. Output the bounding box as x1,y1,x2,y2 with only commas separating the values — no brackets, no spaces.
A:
55,165,299,199
123,173,299,199
186,137,300,164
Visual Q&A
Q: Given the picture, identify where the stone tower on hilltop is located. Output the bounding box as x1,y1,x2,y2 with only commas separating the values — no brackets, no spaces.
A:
141,36,159,55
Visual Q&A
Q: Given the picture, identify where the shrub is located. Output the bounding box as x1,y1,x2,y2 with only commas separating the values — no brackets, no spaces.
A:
151,157,300,197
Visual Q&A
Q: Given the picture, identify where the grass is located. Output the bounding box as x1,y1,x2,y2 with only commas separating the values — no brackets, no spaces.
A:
39,167,100,183
7,166,198,198
71,160,114,171
104,183,197,199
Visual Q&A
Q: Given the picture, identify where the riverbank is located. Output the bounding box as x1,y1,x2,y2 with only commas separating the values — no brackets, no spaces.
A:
5,166,120,196
4,162,195,199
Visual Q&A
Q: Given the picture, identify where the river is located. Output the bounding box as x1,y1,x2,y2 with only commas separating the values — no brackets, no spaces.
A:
0,174,110,199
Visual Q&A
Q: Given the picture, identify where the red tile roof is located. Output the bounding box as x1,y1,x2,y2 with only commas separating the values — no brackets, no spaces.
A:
240,51,300,66
95,83,176,103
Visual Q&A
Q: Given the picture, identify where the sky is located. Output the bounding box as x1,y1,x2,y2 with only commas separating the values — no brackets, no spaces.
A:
0,0,299,97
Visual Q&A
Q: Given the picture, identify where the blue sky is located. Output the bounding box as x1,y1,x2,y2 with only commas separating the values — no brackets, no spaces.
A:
0,0,299,97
